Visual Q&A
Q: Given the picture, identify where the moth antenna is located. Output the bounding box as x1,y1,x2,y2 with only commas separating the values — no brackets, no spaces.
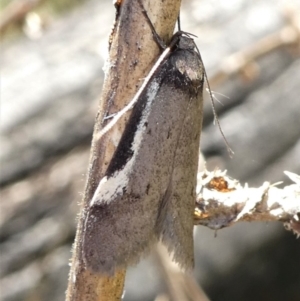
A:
205,72,234,157
195,44,234,157
177,14,181,32
96,46,172,140
137,0,166,49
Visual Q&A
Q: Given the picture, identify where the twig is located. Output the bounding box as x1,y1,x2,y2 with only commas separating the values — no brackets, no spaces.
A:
152,169,300,300
154,244,211,301
0,0,45,34
209,4,300,86
195,169,300,236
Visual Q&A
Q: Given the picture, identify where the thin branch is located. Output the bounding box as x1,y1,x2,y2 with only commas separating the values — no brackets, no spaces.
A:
209,4,300,86
0,0,45,34
195,169,300,236
154,244,211,301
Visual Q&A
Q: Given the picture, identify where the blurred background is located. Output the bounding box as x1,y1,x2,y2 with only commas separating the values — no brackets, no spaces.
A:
1,0,300,300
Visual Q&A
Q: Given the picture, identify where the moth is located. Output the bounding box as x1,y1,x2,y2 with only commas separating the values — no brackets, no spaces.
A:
82,5,205,275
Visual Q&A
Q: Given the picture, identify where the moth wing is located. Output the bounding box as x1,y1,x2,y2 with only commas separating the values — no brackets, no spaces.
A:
82,70,189,275
159,93,203,270
157,49,204,270
83,186,156,275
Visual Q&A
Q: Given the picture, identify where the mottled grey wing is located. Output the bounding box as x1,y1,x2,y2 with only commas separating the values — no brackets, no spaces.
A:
157,47,204,270
82,56,194,275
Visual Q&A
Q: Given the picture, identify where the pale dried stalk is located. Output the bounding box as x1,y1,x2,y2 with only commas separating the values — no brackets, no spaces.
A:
151,169,300,301
195,169,300,236
209,4,300,86
154,244,211,301
0,0,45,34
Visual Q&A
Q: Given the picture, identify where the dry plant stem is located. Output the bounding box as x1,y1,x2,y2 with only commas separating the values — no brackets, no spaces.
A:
0,0,45,34
183,274,211,301
154,245,191,301
154,245,211,301
66,0,181,301
195,170,300,234
209,6,300,86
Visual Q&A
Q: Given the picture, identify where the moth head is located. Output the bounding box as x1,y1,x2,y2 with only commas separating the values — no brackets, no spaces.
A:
177,36,196,51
